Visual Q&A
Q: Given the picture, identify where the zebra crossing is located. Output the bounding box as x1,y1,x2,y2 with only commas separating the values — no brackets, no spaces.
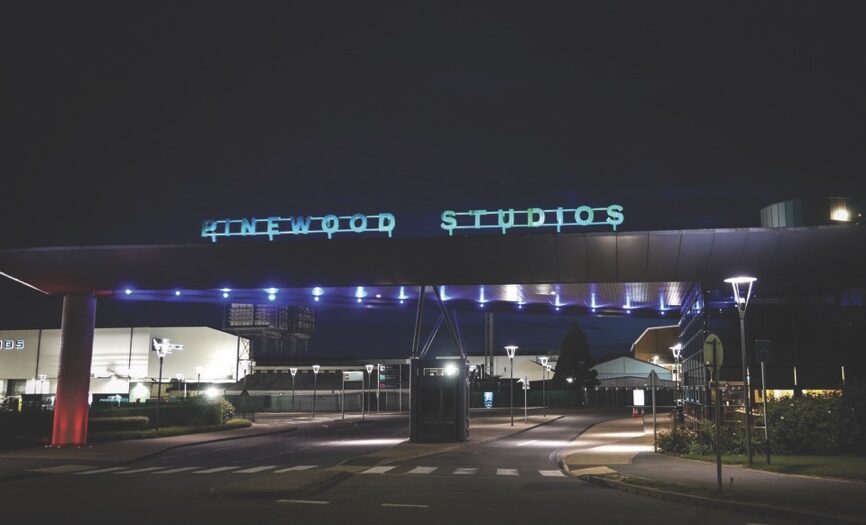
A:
56,463,568,478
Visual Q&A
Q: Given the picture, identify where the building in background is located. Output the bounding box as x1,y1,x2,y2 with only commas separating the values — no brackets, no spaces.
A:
0,326,247,410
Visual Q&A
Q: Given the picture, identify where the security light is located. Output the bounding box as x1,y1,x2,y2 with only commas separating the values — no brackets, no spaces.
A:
289,368,298,377
312,364,320,374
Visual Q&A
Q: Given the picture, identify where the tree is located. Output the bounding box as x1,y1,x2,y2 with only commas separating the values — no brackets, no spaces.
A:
552,321,599,389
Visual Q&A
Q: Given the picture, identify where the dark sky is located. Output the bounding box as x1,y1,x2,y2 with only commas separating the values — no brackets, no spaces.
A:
2,2,864,357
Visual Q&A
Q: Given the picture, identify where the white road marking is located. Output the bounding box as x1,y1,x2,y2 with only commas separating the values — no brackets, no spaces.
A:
516,440,538,447
453,467,477,475
75,467,127,475
274,465,317,473
277,499,330,505
360,466,397,474
193,466,239,474
407,466,437,474
115,467,165,474
152,467,201,474
381,503,429,508
235,465,277,474
539,470,565,477
497,468,519,476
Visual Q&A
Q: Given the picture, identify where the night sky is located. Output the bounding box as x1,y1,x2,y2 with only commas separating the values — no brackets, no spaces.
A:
2,3,864,358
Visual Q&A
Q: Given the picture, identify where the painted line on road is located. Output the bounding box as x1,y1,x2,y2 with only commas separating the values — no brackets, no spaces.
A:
496,468,519,476
115,467,165,475
406,466,437,474
274,465,317,473
235,465,277,474
516,440,538,447
152,467,200,474
75,467,128,475
277,499,330,505
453,467,477,475
539,470,565,477
193,466,239,474
360,466,397,474
29,464,92,474
381,503,429,509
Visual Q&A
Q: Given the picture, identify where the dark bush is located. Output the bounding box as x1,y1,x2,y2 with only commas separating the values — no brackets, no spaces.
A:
657,426,694,454
90,399,234,428
767,394,845,455
89,416,149,432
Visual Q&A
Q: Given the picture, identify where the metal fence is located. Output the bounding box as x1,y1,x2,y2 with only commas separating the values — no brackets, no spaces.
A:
227,389,410,416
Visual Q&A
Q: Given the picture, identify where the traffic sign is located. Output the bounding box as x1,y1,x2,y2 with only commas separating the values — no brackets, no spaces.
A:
704,333,724,368
755,340,773,363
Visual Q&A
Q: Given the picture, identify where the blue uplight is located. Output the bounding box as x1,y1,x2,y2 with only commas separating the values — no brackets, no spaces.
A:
312,287,324,297
357,297,362,303
174,290,181,296
398,286,409,300
124,289,132,295
355,286,367,299
478,286,486,304
268,293,276,301
266,287,278,294
314,296,320,302
222,292,230,299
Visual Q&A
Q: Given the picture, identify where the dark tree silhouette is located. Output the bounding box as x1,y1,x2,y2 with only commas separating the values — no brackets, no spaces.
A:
552,321,599,389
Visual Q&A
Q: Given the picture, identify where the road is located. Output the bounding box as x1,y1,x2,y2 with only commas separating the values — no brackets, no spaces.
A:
0,410,799,524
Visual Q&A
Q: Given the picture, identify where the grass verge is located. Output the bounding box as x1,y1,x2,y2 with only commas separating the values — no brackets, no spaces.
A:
89,418,252,442
678,454,866,482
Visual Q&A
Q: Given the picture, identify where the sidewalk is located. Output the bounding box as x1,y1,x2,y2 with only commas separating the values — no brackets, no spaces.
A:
560,416,866,523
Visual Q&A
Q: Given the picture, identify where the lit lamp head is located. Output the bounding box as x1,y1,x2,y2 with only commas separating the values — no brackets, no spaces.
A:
724,275,757,313
365,364,374,374
546,364,553,373
444,363,458,376
670,343,683,360
539,356,549,367
289,367,298,377
312,364,320,374
504,345,518,359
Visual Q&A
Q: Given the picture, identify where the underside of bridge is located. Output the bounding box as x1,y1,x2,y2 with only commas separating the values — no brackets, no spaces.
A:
2,226,864,445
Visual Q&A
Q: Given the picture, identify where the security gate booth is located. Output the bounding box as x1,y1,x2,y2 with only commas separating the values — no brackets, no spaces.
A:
409,358,469,443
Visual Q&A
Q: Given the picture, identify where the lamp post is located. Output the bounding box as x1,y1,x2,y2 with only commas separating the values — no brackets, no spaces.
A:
539,356,549,417
726,275,757,466
312,365,320,419
365,364,374,419
154,346,167,430
176,373,186,399
670,343,682,428
194,366,202,397
505,345,518,426
289,368,297,411
376,363,381,413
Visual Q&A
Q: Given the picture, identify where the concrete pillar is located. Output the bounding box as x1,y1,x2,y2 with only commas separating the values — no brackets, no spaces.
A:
51,295,97,446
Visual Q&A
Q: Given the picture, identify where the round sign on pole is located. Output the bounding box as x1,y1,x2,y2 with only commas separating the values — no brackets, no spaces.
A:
703,333,724,368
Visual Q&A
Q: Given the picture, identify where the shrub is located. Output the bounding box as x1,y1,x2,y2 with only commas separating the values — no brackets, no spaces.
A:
767,394,845,455
657,426,694,454
89,416,149,432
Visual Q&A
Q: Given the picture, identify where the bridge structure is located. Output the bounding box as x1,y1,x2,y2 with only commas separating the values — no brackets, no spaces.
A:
2,225,865,445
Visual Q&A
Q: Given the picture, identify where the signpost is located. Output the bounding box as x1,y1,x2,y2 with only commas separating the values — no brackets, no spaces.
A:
756,339,773,465
704,333,724,491
519,376,529,423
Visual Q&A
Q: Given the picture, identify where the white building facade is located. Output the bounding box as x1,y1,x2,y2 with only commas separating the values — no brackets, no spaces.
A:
0,327,248,404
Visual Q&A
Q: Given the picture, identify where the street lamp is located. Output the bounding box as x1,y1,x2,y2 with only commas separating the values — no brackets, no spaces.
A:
289,368,298,411
670,343,683,426
505,345,518,426
725,275,757,466
194,366,202,397
312,365,320,419
176,373,186,398
365,364,374,420
539,356,549,417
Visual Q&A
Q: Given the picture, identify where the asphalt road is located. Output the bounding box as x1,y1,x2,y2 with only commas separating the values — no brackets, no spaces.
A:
0,410,800,525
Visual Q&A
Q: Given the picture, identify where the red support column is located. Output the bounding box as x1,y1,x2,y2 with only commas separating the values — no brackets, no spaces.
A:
51,295,96,447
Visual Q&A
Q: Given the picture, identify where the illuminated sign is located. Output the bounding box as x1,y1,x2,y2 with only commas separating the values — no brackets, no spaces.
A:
202,213,396,242
202,204,624,241
440,205,624,235
1,339,24,350
151,338,184,357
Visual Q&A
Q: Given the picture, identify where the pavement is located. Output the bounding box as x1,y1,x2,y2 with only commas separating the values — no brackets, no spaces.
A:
560,415,866,524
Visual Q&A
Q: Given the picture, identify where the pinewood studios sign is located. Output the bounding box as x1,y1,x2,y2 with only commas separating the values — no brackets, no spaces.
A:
202,204,624,242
